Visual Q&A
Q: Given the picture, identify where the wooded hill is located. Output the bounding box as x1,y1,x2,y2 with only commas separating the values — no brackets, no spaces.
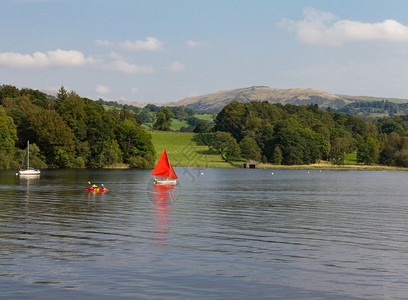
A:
211,101,408,167
0,85,155,169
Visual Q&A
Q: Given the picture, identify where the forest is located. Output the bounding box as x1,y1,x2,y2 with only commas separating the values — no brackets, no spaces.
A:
334,100,408,117
0,85,155,169
2,84,408,169
212,101,408,167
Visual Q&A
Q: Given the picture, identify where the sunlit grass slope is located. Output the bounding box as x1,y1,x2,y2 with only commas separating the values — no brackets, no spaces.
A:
150,131,232,168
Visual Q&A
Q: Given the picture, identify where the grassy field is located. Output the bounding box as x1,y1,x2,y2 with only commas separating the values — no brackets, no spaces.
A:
150,131,233,168
344,152,358,164
149,131,408,171
195,114,215,121
169,119,189,131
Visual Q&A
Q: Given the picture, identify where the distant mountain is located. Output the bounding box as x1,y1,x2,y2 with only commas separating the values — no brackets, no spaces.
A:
164,86,408,112
103,86,408,113
167,86,348,112
114,100,149,108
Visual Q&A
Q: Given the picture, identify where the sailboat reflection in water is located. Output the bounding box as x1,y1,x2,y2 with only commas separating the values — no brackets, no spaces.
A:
150,148,180,245
152,184,176,246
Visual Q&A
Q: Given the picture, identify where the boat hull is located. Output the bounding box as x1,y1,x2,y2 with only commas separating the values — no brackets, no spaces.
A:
18,169,40,176
154,179,177,185
85,187,109,193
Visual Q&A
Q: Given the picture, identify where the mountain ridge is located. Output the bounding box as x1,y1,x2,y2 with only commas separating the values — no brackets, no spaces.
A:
108,86,408,112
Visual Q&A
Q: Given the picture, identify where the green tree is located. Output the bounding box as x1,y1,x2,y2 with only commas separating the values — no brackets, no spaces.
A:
377,119,404,135
214,101,246,140
211,131,240,160
119,109,141,125
329,137,351,165
272,146,283,165
116,119,155,168
0,85,19,104
20,88,52,109
357,135,381,165
255,124,274,162
57,92,87,141
29,109,75,165
239,136,261,161
2,96,41,148
274,121,328,164
0,106,18,168
98,140,123,167
193,120,212,133
56,86,68,103
139,109,155,124
153,107,174,131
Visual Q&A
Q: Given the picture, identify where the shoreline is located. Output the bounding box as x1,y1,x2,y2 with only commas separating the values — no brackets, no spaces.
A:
168,161,408,171
256,162,408,171
7,163,408,171
111,161,408,171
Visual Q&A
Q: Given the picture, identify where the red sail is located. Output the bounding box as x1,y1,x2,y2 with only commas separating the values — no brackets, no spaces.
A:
151,149,178,179
168,163,178,180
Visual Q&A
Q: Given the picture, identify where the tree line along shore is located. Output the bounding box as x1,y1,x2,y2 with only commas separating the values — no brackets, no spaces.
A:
1,84,408,171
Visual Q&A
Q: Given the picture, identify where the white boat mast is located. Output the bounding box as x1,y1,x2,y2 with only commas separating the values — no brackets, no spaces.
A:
27,140,30,169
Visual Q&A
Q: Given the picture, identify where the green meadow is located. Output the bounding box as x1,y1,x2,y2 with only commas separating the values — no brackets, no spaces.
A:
149,132,404,171
150,131,233,168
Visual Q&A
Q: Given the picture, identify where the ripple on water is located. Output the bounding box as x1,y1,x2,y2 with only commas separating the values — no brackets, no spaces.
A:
1,169,408,299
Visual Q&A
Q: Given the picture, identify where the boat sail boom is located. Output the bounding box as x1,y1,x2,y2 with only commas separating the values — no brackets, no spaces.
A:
151,149,178,185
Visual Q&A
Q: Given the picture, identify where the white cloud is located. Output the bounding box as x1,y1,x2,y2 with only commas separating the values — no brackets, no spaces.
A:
0,49,98,68
95,37,163,51
95,85,110,95
279,8,408,46
130,87,139,95
109,52,123,60
187,40,201,48
169,60,185,72
104,59,154,74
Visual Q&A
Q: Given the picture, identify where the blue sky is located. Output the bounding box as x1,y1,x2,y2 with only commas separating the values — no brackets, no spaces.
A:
2,0,408,103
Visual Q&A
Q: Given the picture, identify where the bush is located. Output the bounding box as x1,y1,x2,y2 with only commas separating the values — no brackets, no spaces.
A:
129,154,155,169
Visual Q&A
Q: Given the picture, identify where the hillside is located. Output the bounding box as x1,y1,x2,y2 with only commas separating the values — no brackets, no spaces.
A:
165,86,408,112
105,86,408,113
150,131,231,168
167,86,350,112
115,99,149,108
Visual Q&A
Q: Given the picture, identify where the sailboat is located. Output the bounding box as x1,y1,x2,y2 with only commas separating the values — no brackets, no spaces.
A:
17,141,40,176
151,149,178,185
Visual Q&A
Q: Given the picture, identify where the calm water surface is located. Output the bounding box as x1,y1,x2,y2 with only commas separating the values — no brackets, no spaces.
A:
1,168,408,299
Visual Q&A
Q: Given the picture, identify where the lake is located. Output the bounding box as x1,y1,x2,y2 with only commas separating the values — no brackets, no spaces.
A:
1,168,408,299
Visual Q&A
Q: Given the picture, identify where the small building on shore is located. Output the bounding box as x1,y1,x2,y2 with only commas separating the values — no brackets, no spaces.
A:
243,160,258,169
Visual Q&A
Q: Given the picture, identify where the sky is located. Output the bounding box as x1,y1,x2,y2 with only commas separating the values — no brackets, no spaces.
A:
2,0,408,103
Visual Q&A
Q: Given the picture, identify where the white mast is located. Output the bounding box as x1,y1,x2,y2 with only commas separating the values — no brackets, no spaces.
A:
27,140,29,169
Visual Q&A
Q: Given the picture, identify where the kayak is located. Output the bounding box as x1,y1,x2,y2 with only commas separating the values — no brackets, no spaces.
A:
85,187,109,192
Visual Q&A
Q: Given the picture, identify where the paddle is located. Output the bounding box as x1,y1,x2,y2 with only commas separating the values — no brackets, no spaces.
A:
88,181,97,189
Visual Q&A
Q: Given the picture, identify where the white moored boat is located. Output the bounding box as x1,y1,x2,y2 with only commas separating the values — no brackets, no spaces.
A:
17,141,40,176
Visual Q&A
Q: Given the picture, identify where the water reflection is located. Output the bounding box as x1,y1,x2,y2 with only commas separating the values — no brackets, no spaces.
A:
19,175,40,200
152,185,176,246
19,174,40,185
86,188,106,210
